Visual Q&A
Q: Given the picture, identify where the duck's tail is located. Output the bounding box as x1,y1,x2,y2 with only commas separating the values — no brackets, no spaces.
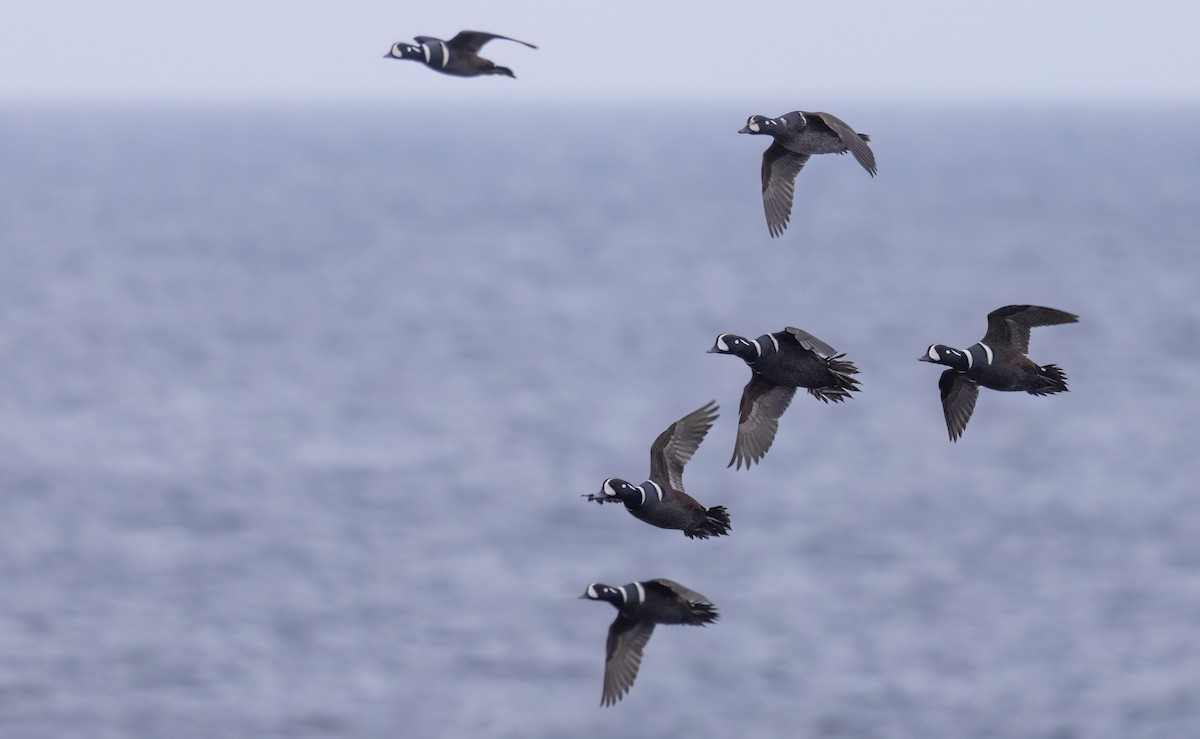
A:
1030,364,1069,395
685,506,731,540
808,353,862,403
685,599,720,625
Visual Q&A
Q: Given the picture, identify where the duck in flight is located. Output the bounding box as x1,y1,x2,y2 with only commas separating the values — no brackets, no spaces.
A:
384,31,537,78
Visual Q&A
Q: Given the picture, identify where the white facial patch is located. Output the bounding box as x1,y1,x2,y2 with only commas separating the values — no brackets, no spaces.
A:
716,335,729,352
927,345,940,362
602,479,618,498
586,584,599,599
748,121,760,133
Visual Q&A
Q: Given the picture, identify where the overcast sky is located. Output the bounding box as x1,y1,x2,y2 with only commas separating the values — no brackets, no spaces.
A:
1,1,1197,105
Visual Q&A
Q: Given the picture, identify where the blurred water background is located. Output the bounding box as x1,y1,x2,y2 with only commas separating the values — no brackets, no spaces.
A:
1,103,1198,738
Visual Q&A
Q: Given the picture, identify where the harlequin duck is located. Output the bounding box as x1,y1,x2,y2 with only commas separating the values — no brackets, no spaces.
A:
920,304,1079,441
580,578,719,706
739,111,876,237
383,31,536,78
583,401,730,539
708,328,861,469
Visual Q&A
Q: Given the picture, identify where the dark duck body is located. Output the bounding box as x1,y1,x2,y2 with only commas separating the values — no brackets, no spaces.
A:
581,578,719,706
584,401,730,539
739,111,876,237
709,327,861,469
920,304,1079,441
383,30,536,77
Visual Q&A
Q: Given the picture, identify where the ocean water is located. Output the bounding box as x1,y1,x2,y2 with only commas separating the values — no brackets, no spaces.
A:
1,102,1198,738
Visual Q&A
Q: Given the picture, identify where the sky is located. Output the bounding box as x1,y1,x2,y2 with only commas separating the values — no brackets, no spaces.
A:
0,0,1197,105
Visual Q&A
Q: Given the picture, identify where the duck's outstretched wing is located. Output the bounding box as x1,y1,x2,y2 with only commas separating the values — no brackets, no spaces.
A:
730,377,796,470
602,616,654,706
649,401,719,491
761,142,810,238
939,369,979,442
982,305,1079,355
810,111,877,176
445,31,538,52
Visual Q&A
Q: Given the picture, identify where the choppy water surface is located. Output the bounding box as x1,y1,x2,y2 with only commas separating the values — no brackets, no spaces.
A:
1,103,1198,738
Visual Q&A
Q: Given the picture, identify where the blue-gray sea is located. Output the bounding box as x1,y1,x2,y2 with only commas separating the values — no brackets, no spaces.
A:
1,102,1198,738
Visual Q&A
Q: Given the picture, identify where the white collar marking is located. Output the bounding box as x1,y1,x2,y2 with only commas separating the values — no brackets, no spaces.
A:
617,586,628,604
768,334,780,352
978,342,993,365
964,347,973,369
439,41,450,68
632,581,645,604
421,43,431,64
644,480,664,502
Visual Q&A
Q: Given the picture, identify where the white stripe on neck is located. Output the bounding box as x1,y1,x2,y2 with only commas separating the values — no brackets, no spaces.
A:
978,342,993,365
